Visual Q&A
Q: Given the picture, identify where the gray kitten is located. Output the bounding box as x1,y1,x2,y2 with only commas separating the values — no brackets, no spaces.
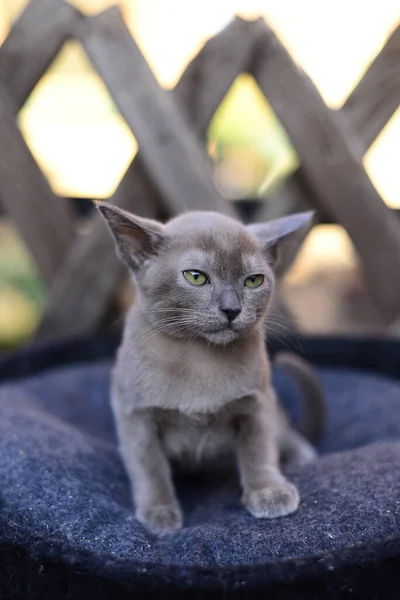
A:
98,203,324,534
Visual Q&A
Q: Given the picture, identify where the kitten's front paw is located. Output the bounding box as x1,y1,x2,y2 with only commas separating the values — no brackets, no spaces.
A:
136,504,183,535
243,481,299,519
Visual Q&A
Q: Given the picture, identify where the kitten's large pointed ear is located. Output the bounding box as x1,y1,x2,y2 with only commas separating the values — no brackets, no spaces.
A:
97,201,165,271
247,211,314,268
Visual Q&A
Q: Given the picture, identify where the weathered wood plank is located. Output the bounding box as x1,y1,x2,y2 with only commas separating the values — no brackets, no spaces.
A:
342,25,400,151
258,24,400,225
175,17,264,139
77,7,230,217
250,20,400,318
0,0,82,110
109,17,262,219
0,84,75,283
257,21,400,279
37,16,260,340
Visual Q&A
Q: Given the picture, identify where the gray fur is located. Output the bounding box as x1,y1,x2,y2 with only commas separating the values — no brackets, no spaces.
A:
98,203,320,534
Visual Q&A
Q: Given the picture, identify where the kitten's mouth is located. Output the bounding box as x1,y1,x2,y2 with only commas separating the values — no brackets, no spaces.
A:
203,325,242,347
205,321,244,339
208,323,235,334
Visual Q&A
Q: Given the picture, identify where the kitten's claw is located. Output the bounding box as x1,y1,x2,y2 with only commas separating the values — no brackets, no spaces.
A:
136,504,183,535
243,482,299,519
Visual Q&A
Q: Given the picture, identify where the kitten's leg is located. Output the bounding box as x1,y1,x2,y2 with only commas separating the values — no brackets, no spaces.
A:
115,407,182,534
278,407,317,466
280,426,317,466
235,393,300,519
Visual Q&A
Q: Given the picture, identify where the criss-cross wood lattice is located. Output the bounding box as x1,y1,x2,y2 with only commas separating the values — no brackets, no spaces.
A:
0,0,399,341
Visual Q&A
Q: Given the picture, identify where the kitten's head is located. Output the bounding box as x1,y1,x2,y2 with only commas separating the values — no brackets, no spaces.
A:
98,203,312,346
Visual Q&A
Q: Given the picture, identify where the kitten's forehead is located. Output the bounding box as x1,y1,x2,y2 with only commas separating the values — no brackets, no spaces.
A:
163,212,263,277
165,211,259,253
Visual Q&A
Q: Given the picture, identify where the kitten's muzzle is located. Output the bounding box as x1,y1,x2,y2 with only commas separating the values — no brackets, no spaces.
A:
218,290,242,323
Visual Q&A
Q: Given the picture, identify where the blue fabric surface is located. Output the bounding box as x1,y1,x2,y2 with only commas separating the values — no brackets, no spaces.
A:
1,359,400,574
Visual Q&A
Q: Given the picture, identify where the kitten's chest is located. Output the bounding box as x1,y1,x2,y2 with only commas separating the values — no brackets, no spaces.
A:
131,338,264,412
154,408,233,466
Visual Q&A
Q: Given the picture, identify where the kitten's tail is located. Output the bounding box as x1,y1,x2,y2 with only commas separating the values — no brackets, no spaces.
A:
274,352,325,445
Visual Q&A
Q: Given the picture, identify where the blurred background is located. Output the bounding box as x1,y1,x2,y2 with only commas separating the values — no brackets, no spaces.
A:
0,0,399,349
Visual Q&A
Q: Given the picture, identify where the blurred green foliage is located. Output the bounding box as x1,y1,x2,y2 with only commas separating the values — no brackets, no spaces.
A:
208,74,299,198
0,222,45,348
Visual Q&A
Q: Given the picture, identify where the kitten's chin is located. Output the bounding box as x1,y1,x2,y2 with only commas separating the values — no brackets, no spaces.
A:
202,326,249,347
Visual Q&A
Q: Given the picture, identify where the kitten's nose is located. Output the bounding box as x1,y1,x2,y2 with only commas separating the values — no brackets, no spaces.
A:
221,307,241,323
219,291,242,323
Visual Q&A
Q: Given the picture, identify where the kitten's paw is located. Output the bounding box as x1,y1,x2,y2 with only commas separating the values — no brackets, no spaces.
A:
136,504,183,535
243,481,299,519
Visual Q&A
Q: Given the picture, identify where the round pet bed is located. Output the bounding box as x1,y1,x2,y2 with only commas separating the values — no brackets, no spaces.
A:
1,334,400,599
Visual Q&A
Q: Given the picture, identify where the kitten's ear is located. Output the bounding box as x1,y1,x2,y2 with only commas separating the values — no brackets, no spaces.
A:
247,211,314,268
97,201,165,271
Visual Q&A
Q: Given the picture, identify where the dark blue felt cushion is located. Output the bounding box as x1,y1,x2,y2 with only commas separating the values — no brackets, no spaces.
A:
1,359,400,573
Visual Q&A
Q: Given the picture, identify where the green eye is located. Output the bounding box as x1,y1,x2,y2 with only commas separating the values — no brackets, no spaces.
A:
183,270,209,286
244,274,264,288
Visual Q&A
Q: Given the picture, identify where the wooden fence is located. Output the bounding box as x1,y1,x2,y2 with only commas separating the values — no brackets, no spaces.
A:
0,0,399,342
